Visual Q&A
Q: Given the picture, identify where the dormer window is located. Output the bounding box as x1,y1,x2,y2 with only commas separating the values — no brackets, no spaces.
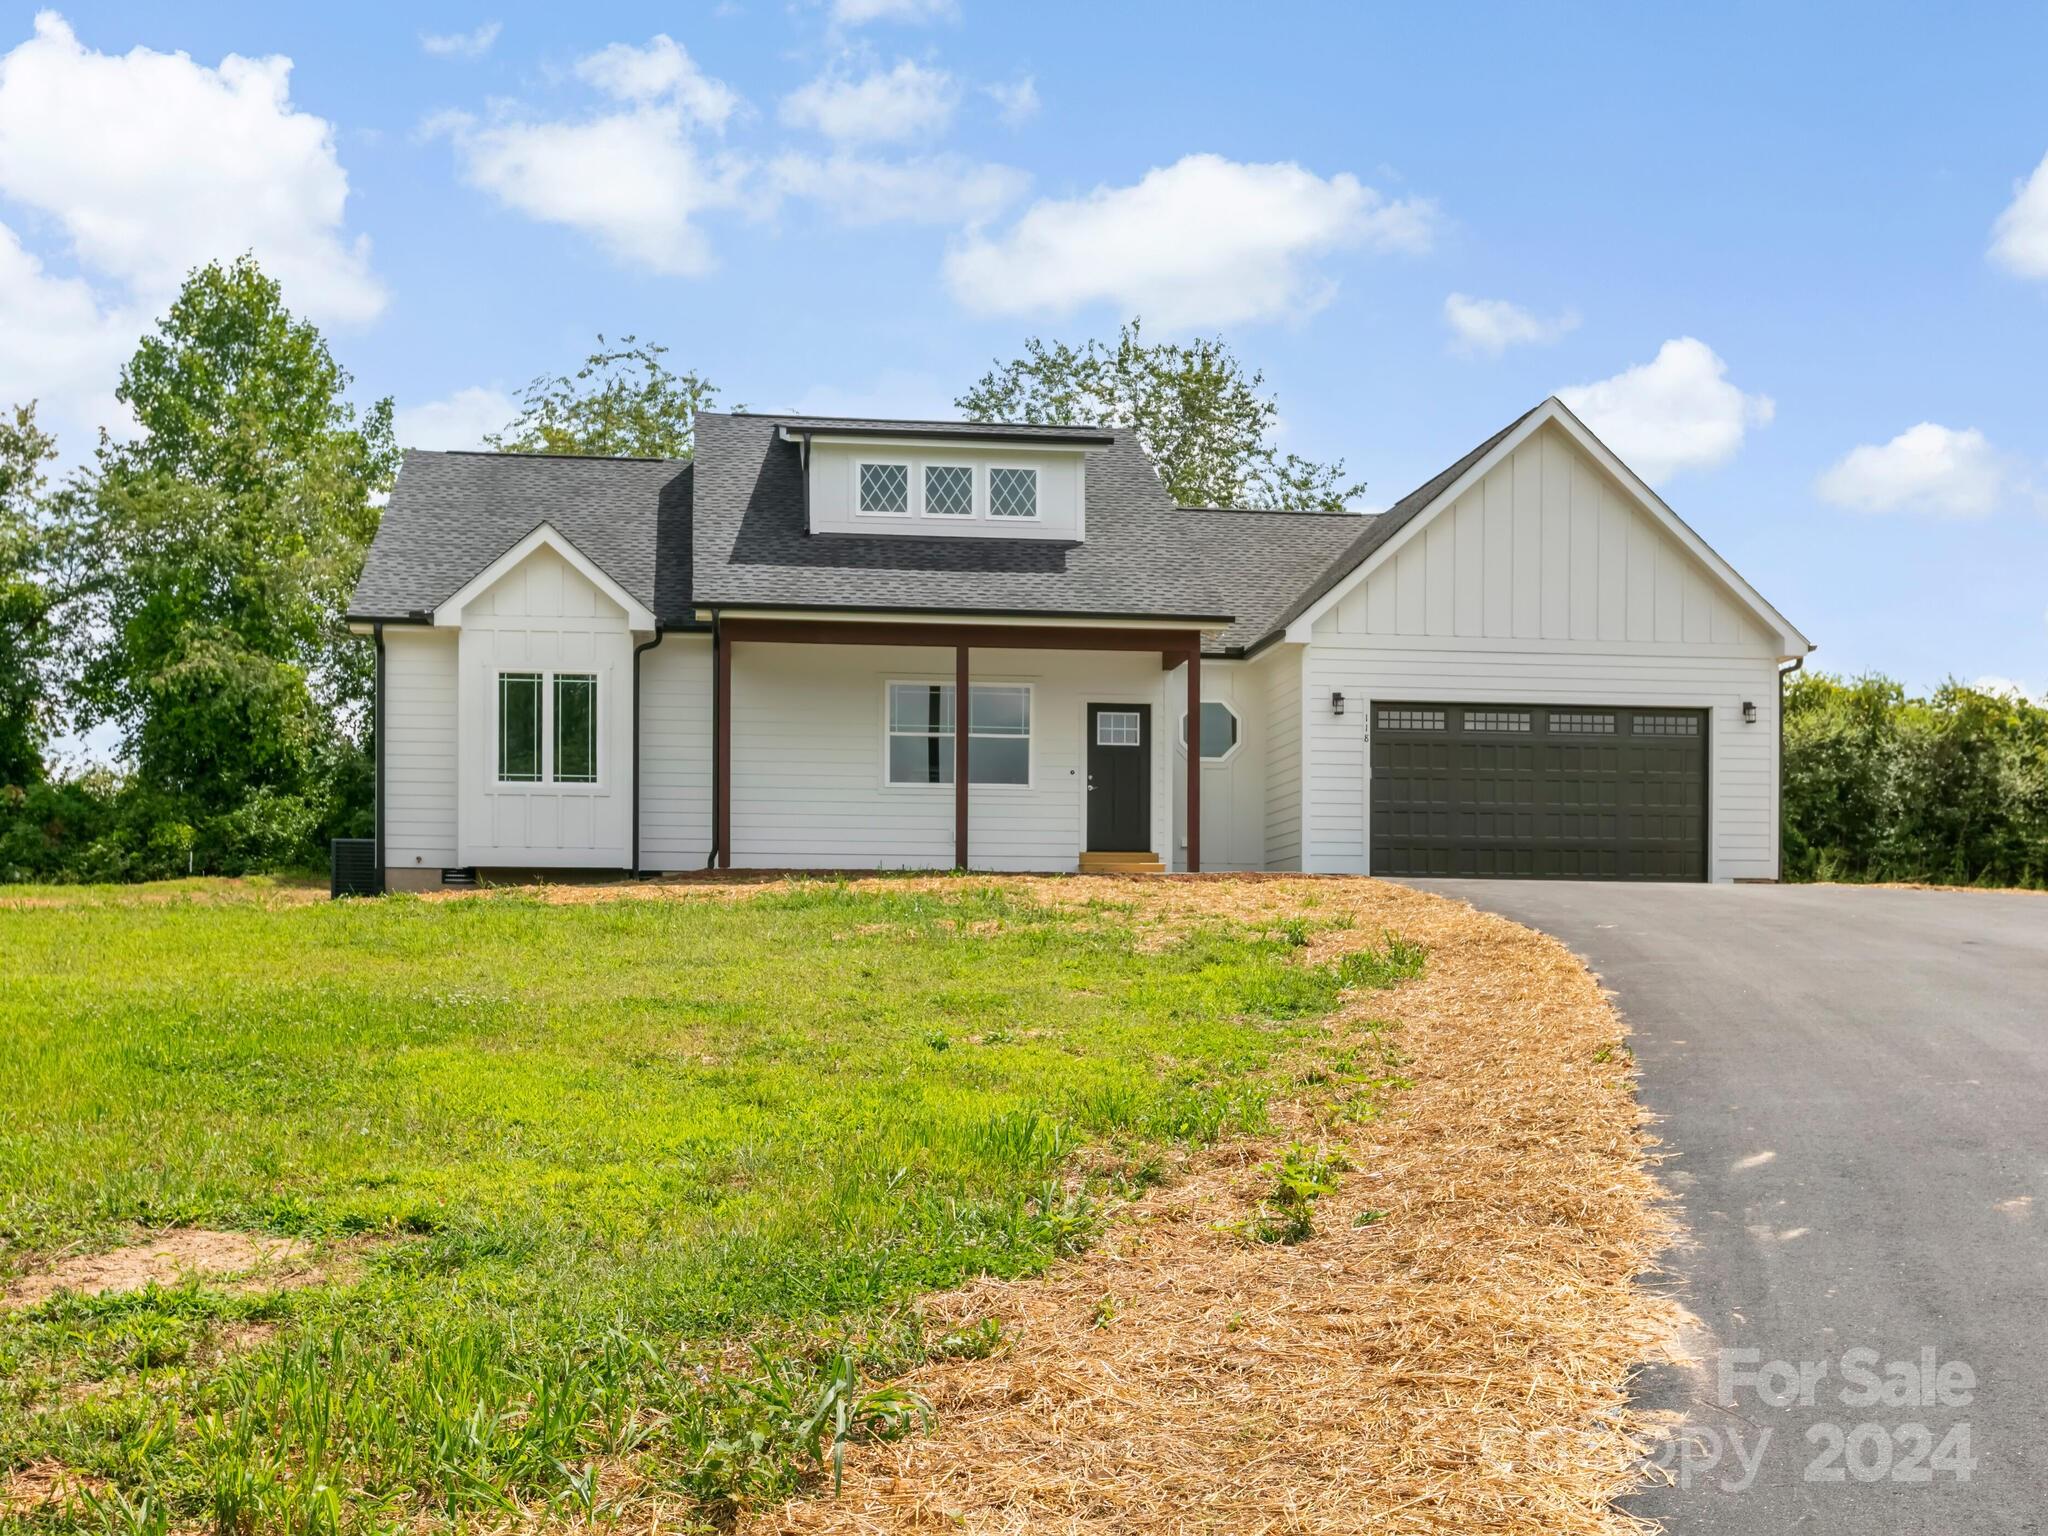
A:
989,465,1039,519
858,461,910,516
924,464,974,518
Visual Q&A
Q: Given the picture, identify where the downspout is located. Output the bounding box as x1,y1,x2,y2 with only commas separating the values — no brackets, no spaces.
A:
372,622,387,892
632,626,666,875
705,610,723,869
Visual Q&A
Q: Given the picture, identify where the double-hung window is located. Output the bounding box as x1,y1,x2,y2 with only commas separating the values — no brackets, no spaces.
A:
886,681,1031,785
498,670,600,785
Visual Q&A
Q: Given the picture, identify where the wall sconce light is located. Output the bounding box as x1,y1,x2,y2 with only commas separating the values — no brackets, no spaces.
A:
1331,691,1346,716
1742,700,1757,724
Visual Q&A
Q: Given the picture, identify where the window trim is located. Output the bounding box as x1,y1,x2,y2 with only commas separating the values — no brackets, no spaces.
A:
492,666,606,792
987,463,1041,521
881,678,1036,790
920,461,978,520
855,459,914,519
1177,698,1243,764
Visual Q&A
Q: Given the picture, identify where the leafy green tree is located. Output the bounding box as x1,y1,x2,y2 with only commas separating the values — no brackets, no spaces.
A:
0,403,59,786
1783,672,2048,886
64,256,395,863
958,319,1367,511
486,335,720,458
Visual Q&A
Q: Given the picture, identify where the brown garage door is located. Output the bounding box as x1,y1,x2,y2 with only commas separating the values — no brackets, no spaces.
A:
1369,703,1707,880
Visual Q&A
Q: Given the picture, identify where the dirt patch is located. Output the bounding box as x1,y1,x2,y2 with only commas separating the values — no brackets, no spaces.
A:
744,877,1680,1535
1,1457,107,1513
3,1229,314,1310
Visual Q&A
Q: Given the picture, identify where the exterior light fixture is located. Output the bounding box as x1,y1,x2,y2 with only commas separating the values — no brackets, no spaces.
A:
1332,691,1346,715
1742,700,1757,724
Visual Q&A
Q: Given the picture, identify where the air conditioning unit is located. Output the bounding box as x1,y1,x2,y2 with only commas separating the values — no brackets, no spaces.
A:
329,838,382,898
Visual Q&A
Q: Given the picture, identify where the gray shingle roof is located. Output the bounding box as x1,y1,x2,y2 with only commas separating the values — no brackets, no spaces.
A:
350,450,688,621
350,407,1540,657
687,412,1367,644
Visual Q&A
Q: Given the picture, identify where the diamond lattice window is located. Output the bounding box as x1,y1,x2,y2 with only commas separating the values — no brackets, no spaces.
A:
924,465,974,517
988,466,1038,519
859,462,909,514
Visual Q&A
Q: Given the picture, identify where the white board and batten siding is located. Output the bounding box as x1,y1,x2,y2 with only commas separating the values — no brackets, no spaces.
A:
453,544,636,869
1302,422,1786,881
728,641,1169,872
1166,655,1280,873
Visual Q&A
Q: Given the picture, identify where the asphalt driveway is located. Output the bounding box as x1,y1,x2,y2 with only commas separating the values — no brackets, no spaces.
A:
1409,880,2047,1533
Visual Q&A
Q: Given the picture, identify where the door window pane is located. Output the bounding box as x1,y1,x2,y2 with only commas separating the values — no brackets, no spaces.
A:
553,673,597,783
498,673,542,782
1096,711,1141,746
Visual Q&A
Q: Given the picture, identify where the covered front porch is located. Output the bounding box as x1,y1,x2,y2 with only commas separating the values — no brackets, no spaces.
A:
707,616,1213,873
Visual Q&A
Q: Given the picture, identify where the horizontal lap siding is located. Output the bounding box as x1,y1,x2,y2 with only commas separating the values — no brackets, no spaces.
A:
639,636,712,868
383,628,458,871
1261,646,1303,871
728,642,1167,872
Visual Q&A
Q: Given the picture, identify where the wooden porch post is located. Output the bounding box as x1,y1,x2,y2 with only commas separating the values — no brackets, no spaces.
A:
954,644,970,871
715,626,732,869
1185,647,1201,873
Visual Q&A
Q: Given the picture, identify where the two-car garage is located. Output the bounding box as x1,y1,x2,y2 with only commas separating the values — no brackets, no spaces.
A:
1367,702,1708,881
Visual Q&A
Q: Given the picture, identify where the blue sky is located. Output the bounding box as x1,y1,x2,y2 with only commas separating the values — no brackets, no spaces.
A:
3,1,2046,699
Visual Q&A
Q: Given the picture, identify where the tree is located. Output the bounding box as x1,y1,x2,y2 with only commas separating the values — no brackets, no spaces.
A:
0,403,58,786
957,319,1367,511
64,256,396,862
487,335,720,458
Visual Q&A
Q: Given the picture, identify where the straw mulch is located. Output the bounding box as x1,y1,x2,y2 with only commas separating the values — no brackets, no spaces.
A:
741,875,1682,1535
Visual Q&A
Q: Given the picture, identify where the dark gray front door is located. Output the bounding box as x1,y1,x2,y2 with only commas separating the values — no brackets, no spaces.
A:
1086,704,1151,851
1369,703,1707,880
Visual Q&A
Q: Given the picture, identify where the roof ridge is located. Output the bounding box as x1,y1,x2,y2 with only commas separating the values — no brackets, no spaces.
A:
720,409,1112,432
422,448,688,465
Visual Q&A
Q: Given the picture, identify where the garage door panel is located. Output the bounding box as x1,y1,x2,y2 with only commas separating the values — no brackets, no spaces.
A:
1370,702,1706,881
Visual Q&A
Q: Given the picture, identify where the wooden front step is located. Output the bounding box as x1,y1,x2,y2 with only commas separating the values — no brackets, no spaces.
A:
1079,851,1165,875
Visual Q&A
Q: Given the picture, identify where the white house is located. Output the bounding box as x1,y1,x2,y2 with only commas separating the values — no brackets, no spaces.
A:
347,399,1811,889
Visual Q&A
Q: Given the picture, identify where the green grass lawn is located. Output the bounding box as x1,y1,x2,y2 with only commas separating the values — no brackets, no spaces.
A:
0,879,1374,1533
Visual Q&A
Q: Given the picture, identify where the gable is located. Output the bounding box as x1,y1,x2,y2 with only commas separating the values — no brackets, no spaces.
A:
1314,421,1775,651
466,543,628,626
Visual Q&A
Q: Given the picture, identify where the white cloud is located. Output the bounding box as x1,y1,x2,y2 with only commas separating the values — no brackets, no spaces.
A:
393,386,517,451
831,0,956,23
434,36,744,274
0,12,383,448
1558,338,1774,483
983,75,1038,127
420,22,500,59
780,59,955,144
768,151,1025,226
1443,292,1579,356
0,12,384,321
1989,149,2048,279
1814,422,2009,518
943,154,1437,329
1972,676,2044,704
0,222,134,447
575,34,739,131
